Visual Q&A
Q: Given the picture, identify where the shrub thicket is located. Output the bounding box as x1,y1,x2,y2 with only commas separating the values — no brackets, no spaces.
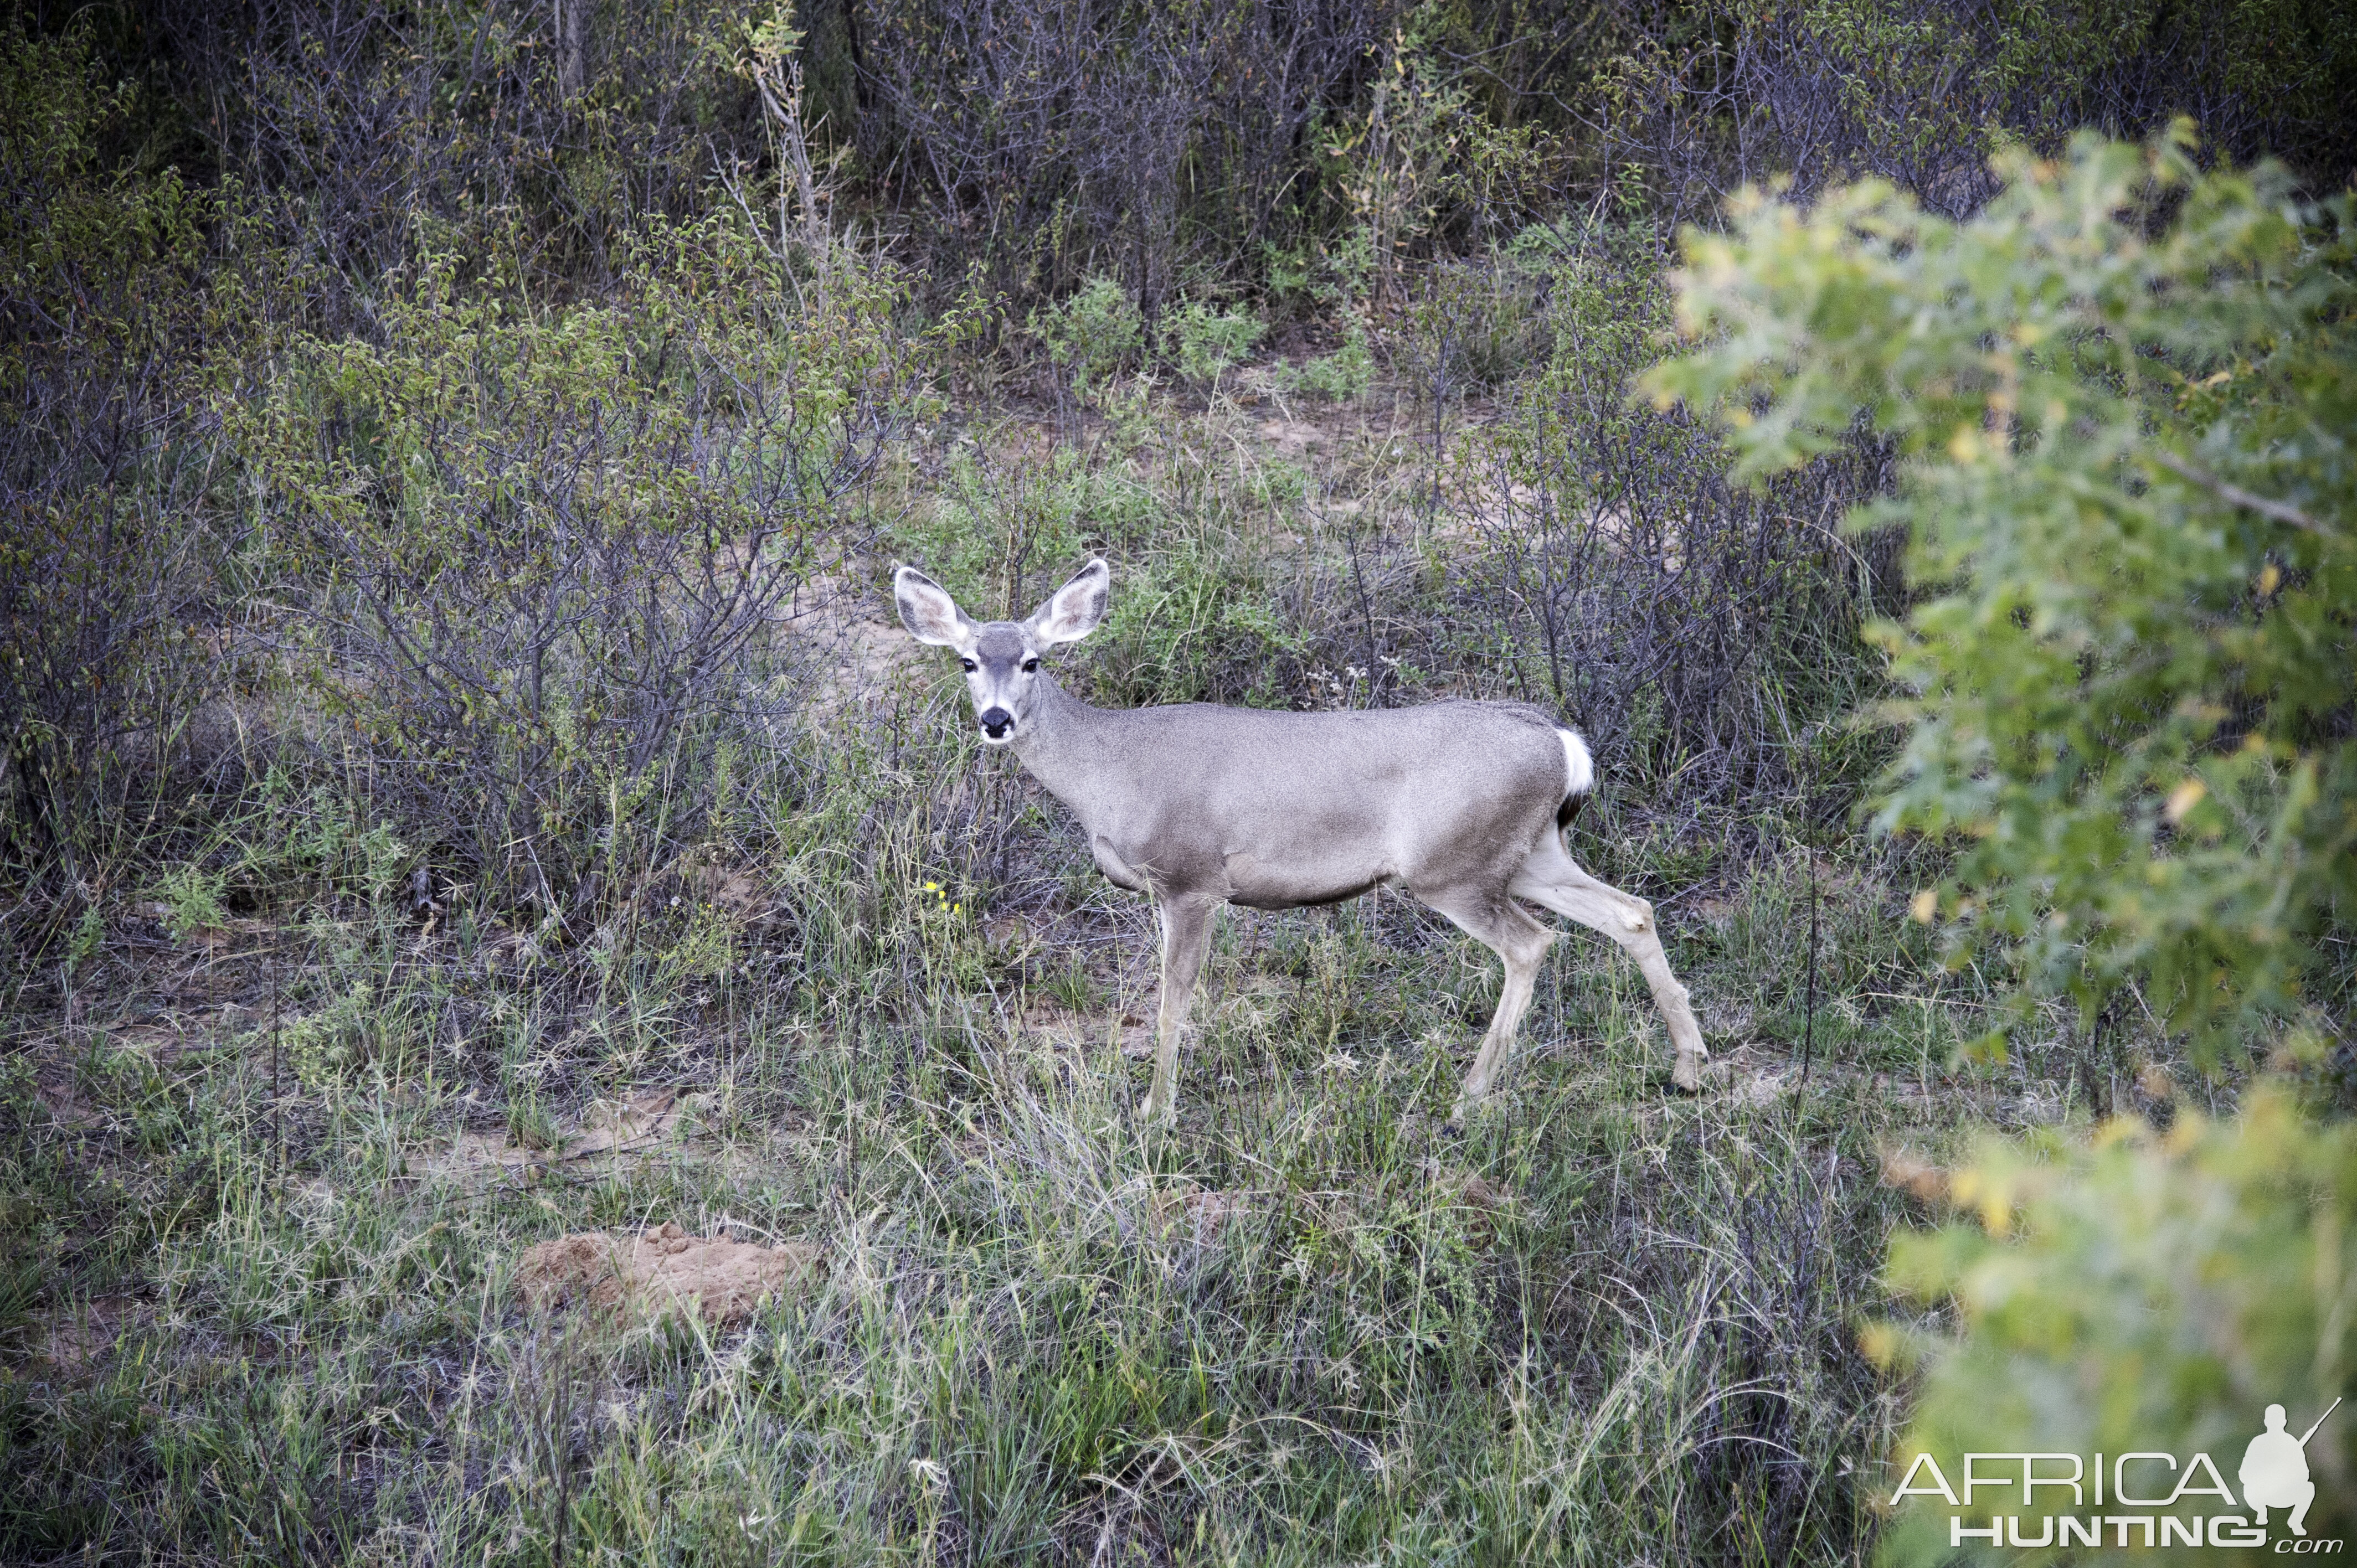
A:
235,224,929,914
0,23,242,914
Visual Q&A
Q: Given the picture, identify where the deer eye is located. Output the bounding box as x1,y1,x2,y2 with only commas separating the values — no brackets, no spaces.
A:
960,658,977,673
1022,658,1039,673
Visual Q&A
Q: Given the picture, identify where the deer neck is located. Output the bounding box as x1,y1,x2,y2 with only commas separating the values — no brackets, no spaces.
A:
1011,675,1119,812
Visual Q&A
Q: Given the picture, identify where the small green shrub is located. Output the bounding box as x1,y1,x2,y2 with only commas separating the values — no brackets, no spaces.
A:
276,980,375,1090
1260,240,1317,317
1031,275,1143,400
150,864,228,943
60,905,103,975
1166,298,1264,388
1084,537,1302,709
1291,328,1376,400
893,445,1150,619
1247,460,1313,510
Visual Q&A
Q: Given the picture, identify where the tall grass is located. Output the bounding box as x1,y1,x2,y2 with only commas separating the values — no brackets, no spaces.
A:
5,875,1936,1563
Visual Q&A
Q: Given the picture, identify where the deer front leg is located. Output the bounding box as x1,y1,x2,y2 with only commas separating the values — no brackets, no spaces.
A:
1423,887,1557,1125
1140,893,1216,1127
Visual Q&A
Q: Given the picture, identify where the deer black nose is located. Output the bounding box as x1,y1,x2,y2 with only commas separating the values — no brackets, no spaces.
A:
979,706,1013,739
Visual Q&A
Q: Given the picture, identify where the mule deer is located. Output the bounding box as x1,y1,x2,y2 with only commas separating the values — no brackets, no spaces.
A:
894,557,1708,1125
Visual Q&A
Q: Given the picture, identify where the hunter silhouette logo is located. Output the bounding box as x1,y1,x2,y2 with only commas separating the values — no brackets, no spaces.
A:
2244,1400,2341,1538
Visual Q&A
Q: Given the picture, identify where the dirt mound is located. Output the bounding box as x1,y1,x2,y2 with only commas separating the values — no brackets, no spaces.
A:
517,1223,823,1325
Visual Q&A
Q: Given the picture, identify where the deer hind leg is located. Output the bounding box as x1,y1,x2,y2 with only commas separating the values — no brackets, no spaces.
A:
1510,837,1708,1090
1140,892,1217,1128
1421,886,1556,1123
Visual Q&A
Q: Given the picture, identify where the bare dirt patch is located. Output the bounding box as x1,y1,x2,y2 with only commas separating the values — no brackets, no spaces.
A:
517,1221,824,1325
420,1087,707,1183
1141,1179,1259,1241
794,569,926,713
33,1295,140,1372
1254,416,1330,459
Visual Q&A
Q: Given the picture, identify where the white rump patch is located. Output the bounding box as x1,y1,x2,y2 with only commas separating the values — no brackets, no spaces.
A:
1558,729,1594,798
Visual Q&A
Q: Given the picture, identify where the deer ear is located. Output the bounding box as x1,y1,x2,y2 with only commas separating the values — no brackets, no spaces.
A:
894,566,978,651
1027,558,1110,646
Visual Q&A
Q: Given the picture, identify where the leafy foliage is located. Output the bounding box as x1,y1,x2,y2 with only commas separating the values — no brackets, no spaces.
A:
1030,274,1144,404
1291,327,1377,400
1166,297,1264,388
894,442,1156,620
1651,130,2357,1063
1869,1090,2357,1561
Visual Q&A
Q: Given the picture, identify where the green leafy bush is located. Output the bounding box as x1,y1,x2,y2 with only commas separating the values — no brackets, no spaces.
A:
893,445,1152,622
1166,298,1264,389
149,864,228,943
1083,532,1303,710
1868,1090,2356,1562
1291,328,1376,400
1650,130,2357,1064
0,23,240,886
1030,275,1144,403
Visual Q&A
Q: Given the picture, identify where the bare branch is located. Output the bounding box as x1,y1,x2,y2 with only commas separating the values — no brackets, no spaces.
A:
2147,448,2328,535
